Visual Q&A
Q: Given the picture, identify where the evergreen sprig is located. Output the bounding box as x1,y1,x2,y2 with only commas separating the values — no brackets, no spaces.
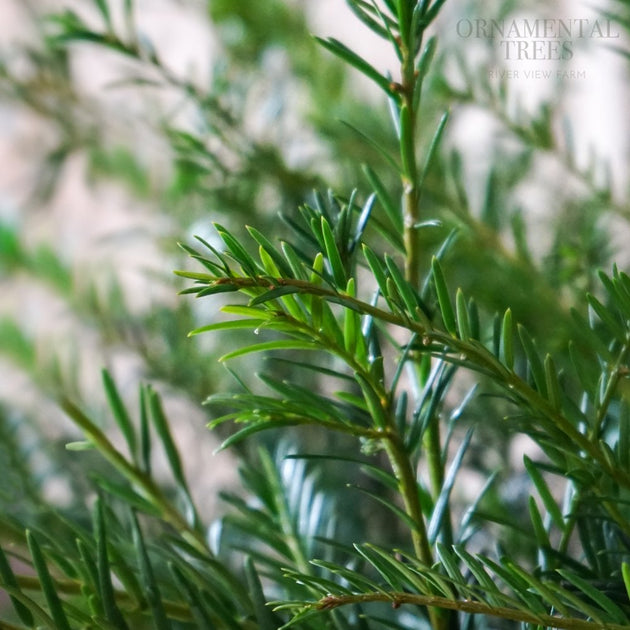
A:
2,0,630,629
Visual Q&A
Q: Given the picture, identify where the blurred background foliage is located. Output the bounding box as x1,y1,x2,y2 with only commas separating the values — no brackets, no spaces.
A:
0,0,629,626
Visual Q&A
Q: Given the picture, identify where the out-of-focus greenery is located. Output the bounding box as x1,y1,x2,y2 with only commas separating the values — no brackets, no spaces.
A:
1,0,630,628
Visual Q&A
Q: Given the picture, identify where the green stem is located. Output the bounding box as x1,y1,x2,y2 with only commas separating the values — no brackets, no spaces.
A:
423,413,454,552
403,183,421,286
14,574,192,621
316,591,628,630
383,434,434,566
194,274,630,493
60,398,210,557
396,22,453,629
266,305,437,566
383,423,449,630
401,75,421,286
411,362,454,546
